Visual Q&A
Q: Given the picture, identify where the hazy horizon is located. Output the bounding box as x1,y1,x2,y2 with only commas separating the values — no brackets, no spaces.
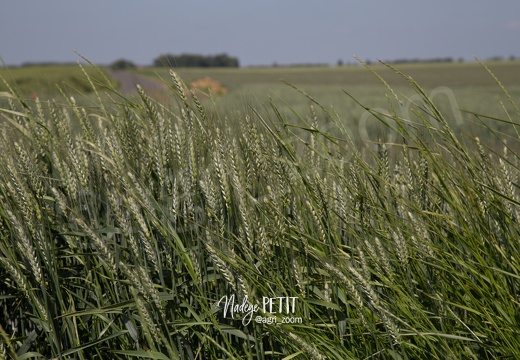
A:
2,1,520,67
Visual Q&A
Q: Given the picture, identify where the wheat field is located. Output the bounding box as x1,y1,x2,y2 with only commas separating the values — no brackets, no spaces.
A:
1,61,520,359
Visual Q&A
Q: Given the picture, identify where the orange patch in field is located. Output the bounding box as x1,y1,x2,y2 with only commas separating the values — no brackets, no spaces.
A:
189,77,228,97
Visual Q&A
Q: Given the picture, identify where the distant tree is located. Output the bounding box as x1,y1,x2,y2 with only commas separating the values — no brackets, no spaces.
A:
337,59,344,67
110,59,136,70
153,53,239,68
153,54,176,67
211,53,239,67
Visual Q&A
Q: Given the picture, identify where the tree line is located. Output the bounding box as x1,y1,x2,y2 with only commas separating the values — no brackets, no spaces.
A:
152,53,239,68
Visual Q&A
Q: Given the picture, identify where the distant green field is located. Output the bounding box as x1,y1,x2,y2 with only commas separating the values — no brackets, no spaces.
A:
2,61,519,144
0,64,116,98
3,60,519,106
4,60,520,97
136,61,520,114
138,60,520,88
135,61,520,144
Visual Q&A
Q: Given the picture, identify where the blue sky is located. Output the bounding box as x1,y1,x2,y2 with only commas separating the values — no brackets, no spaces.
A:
1,1,519,67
